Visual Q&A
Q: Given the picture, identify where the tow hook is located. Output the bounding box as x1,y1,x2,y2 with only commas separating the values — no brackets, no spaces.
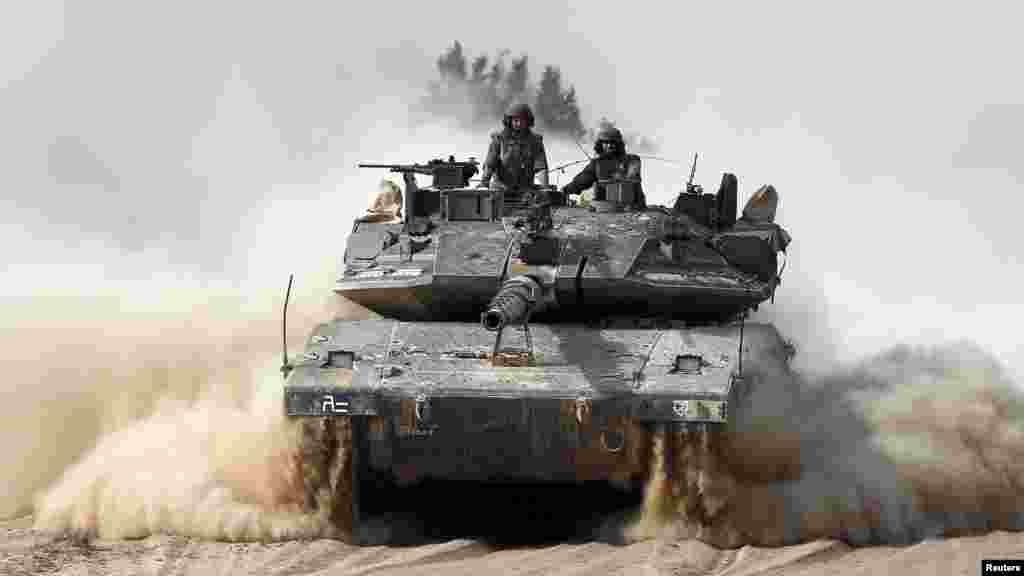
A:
600,428,625,453
414,393,432,425
574,397,591,425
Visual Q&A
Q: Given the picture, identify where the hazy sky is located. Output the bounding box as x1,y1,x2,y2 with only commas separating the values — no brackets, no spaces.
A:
1,1,1021,376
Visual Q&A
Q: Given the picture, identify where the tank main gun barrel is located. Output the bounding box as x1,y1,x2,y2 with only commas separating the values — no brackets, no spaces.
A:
481,276,542,332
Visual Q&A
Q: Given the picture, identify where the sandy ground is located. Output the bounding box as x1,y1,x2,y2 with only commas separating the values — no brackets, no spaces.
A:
3,516,1022,576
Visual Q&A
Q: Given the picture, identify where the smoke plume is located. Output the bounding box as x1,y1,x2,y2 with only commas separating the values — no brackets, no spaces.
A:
420,41,657,153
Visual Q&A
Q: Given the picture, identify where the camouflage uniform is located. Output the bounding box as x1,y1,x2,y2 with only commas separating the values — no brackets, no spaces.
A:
479,103,549,200
561,126,645,209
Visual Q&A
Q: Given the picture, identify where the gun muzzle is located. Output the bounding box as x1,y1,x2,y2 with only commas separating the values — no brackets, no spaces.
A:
481,276,542,332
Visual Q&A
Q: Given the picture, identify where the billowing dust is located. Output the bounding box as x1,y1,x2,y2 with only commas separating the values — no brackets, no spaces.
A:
625,340,1024,548
0,263,372,542
31,374,327,542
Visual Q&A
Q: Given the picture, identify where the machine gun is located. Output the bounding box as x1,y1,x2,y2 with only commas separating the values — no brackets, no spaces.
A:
358,156,479,189
360,156,480,232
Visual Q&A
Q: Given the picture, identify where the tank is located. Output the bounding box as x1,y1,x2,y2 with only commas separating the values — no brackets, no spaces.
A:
281,154,795,541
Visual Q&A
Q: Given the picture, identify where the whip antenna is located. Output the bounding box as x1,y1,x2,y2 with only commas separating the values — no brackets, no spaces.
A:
573,135,593,161
281,273,294,377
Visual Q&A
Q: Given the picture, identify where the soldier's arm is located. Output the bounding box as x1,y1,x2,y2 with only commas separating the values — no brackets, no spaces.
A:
479,135,501,186
560,161,597,196
624,155,645,207
626,155,642,180
533,135,550,187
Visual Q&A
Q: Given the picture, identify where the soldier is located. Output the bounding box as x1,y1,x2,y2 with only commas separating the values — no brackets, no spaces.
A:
478,103,550,204
560,125,645,209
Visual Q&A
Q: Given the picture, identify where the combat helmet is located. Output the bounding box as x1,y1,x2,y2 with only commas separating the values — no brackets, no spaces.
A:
503,102,535,129
594,124,624,155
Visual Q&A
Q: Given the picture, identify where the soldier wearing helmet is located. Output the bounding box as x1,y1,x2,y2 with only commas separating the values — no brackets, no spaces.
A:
560,124,645,210
478,103,550,203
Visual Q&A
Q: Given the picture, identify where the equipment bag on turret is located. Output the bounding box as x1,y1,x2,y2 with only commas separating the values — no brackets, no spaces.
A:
712,185,791,283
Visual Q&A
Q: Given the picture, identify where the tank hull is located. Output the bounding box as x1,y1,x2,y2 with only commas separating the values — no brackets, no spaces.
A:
284,319,790,484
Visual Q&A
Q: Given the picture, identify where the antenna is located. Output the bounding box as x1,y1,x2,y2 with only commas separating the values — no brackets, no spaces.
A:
536,158,590,176
573,134,593,161
281,273,294,377
637,155,688,168
685,152,702,195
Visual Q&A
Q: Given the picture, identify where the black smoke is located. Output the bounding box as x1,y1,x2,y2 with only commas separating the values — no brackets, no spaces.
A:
421,41,657,153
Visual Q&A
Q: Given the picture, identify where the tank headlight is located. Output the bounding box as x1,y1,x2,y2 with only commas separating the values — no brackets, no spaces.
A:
600,429,625,453
414,394,432,423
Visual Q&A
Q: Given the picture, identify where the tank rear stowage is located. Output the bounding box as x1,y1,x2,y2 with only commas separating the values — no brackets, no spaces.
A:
282,156,794,542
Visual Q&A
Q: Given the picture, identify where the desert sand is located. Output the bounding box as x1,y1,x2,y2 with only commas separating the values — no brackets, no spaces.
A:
4,515,1023,576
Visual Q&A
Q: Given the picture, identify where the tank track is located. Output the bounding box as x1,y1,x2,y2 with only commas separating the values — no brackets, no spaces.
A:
296,416,359,542
295,416,743,546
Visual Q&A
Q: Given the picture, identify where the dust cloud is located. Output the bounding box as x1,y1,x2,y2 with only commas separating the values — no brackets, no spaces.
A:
0,260,370,541
626,339,1024,548
31,365,323,542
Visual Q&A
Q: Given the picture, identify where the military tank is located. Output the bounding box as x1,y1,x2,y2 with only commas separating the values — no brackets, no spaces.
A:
281,153,794,541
